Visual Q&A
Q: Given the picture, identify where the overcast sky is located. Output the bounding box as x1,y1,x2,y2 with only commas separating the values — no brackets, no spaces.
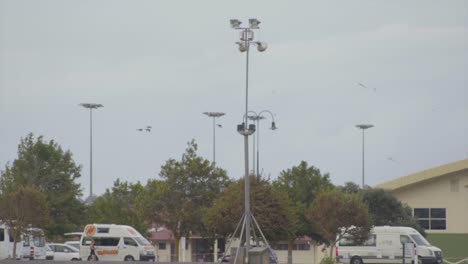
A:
1,0,467,198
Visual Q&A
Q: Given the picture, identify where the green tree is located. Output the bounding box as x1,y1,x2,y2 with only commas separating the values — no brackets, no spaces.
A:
143,140,230,261
338,182,362,194
87,179,147,234
0,185,50,259
272,161,334,264
0,133,85,238
362,188,426,236
204,177,297,244
306,189,372,258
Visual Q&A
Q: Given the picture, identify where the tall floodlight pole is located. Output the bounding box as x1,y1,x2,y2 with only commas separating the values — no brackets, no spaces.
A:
80,103,103,200
248,110,277,177
356,124,374,188
203,112,225,163
231,18,270,264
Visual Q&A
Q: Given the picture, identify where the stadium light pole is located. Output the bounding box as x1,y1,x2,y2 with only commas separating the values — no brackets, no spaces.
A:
248,110,277,177
203,112,225,163
80,103,103,200
231,18,269,263
356,124,374,188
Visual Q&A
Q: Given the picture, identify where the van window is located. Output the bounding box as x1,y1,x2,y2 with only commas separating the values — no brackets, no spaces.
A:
400,235,411,245
339,235,376,246
8,230,14,242
0,228,4,242
82,237,120,246
34,236,45,247
134,237,151,246
23,235,30,246
409,234,430,246
124,237,138,247
97,228,110,233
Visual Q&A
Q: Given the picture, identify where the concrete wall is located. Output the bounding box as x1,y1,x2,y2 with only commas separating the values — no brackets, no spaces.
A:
392,169,468,233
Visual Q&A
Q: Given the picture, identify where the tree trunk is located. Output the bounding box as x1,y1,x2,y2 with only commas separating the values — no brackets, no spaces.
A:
12,238,17,260
287,240,294,264
329,244,335,259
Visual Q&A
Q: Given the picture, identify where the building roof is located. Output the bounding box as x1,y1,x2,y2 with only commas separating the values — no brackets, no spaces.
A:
375,158,468,191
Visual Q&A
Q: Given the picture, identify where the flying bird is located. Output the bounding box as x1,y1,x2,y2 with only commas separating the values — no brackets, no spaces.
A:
387,157,397,162
217,124,222,128
137,126,152,132
357,82,376,92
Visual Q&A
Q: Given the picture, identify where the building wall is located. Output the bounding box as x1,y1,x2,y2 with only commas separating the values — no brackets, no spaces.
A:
274,245,329,264
392,169,468,233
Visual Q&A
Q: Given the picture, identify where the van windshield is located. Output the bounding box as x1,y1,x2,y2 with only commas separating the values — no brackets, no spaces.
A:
410,234,430,246
134,237,151,246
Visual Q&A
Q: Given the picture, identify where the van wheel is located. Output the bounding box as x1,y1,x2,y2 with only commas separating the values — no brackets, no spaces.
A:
124,256,135,261
351,257,363,264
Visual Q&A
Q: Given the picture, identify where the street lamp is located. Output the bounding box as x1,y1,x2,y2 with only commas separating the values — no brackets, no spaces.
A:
229,18,275,264
248,110,277,178
356,124,374,188
79,103,103,201
203,112,225,163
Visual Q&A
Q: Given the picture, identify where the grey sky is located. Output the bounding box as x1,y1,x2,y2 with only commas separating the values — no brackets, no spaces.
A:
1,0,467,197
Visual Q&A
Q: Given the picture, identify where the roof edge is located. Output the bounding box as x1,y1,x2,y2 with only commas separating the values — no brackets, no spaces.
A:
375,158,468,191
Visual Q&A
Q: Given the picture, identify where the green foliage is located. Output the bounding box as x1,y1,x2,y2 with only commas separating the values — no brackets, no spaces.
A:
0,185,50,259
362,188,426,236
204,176,297,243
306,189,372,257
320,256,337,264
142,140,230,261
273,161,334,241
87,179,147,234
338,182,362,194
0,133,85,238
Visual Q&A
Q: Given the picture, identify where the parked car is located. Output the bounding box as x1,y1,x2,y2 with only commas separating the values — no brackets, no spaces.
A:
47,243,80,261
64,241,80,251
45,245,54,260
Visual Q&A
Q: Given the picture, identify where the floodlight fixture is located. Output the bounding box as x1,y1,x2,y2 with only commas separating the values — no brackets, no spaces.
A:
236,42,248,52
249,18,261,29
203,112,225,118
356,124,374,130
256,42,267,52
230,19,242,28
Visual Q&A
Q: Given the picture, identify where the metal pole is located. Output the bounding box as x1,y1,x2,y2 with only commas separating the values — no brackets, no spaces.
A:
362,129,365,188
252,130,255,175
256,119,260,178
244,33,251,259
89,108,93,198
213,116,216,163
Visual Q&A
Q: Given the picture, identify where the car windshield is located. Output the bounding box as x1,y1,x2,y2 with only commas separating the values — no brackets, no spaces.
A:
66,245,78,252
410,234,430,246
134,237,151,246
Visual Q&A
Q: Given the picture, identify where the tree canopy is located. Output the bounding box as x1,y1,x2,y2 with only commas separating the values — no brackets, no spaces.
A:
142,140,230,261
0,185,50,259
272,161,334,264
306,189,372,258
87,179,147,234
0,133,85,238
204,176,298,243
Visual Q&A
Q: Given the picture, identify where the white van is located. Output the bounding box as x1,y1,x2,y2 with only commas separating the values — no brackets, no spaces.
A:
79,224,155,261
336,226,443,264
0,224,24,260
21,227,47,260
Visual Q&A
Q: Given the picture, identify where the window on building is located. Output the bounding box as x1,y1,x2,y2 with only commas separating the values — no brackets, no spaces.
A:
0,228,4,242
159,243,166,250
295,243,311,251
413,208,446,230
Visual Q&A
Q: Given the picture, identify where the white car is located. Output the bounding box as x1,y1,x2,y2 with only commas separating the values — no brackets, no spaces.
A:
64,241,80,251
47,243,81,261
